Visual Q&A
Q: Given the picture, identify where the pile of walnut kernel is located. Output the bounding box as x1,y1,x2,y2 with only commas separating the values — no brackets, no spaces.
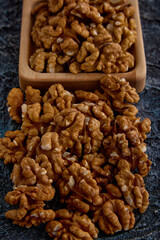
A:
0,75,152,239
29,0,136,74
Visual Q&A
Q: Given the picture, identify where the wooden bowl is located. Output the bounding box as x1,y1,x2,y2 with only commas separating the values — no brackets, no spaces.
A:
19,0,146,93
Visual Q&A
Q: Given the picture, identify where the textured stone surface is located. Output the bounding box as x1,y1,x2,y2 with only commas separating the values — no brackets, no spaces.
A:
0,0,160,239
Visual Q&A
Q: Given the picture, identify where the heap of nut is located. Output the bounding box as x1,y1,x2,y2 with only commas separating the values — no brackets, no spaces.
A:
0,75,151,239
29,0,136,74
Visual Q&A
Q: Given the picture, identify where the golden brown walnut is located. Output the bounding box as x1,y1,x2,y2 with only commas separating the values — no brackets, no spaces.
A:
11,156,53,187
81,153,113,187
97,43,134,74
103,133,130,165
21,103,42,136
115,169,149,212
57,54,71,65
137,118,151,141
36,132,66,179
7,88,24,123
113,101,138,116
0,130,26,164
46,52,61,73
6,184,55,203
123,5,135,18
89,23,112,46
37,14,66,49
117,159,131,171
72,100,113,136
116,51,134,72
38,26,56,49
137,153,152,177
116,115,151,142
48,0,64,13
100,75,140,104
5,208,28,223
65,193,90,213
77,117,104,155
97,43,122,72
35,154,54,180
60,37,79,57
29,49,63,73
49,15,67,34
72,102,95,116
92,100,113,135
103,131,151,175
59,162,103,206
93,1,115,16
41,102,56,123
54,108,85,150
76,41,99,72
94,199,135,234
31,10,48,48
75,90,99,102
62,2,77,16
21,100,58,137
42,84,73,110
46,210,98,239
31,1,48,16
26,136,41,158
5,188,44,210
29,48,47,72
107,12,127,43
71,2,103,23
25,86,42,104
69,61,81,74
71,20,89,39
121,20,137,51
5,207,55,228
126,146,150,175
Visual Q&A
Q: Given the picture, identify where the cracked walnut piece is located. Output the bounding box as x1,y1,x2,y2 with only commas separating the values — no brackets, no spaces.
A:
93,199,135,234
71,2,103,24
0,130,26,165
100,74,139,105
42,83,73,110
115,168,149,213
5,207,55,228
46,210,98,239
11,156,53,187
48,0,64,13
76,41,99,72
7,88,24,123
59,162,103,206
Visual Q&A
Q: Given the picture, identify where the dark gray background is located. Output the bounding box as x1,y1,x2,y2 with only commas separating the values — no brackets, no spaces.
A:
0,0,160,239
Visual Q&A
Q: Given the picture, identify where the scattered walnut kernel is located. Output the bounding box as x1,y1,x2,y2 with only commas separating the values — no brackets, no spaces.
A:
7,88,24,123
1,75,151,238
29,0,136,73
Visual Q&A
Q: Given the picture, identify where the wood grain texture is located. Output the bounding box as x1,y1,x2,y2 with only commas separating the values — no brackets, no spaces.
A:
19,0,146,93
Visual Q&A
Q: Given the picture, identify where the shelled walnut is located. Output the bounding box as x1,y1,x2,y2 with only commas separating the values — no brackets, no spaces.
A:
93,199,135,235
29,0,136,73
0,130,26,164
1,74,152,239
46,210,99,239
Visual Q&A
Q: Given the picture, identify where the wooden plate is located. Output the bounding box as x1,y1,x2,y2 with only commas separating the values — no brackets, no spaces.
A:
19,0,146,93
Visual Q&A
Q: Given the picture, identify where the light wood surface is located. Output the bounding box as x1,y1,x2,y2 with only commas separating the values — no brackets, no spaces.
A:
19,0,146,93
